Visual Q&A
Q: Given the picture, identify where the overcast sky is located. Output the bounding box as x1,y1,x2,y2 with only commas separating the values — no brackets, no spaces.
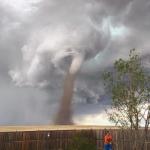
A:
0,0,150,125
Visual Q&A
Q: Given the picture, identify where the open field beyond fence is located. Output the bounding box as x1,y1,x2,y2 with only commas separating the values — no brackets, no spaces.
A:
0,125,149,150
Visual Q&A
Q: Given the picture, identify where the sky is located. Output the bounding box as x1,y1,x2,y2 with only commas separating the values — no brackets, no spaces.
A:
0,0,150,125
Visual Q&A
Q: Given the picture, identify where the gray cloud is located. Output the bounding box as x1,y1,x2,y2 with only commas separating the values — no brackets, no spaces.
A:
0,0,149,125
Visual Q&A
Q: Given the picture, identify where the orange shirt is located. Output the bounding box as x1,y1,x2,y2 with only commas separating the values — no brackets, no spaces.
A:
104,134,112,144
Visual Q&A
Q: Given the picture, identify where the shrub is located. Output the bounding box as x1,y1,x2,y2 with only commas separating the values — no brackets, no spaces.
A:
67,133,97,150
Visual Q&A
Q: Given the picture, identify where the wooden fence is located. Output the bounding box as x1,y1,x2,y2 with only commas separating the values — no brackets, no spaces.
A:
0,128,150,150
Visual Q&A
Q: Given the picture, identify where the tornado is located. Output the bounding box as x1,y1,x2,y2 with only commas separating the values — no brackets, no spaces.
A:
9,0,110,125
55,53,84,124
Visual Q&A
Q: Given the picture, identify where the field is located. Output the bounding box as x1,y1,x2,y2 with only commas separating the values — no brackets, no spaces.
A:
0,125,117,132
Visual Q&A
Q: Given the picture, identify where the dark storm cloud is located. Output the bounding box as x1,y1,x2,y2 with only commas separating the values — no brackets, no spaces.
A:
111,0,150,51
0,0,149,125
0,1,53,124
0,4,21,80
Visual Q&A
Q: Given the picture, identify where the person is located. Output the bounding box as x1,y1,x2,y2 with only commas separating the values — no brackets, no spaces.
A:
104,130,112,150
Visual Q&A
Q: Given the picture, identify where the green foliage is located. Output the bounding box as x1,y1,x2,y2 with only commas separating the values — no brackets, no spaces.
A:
103,49,150,129
67,133,97,150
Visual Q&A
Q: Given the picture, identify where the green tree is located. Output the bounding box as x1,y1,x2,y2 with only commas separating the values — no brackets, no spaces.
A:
103,49,150,149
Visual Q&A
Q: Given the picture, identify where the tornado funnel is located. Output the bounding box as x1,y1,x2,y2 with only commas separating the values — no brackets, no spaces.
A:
55,72,75,124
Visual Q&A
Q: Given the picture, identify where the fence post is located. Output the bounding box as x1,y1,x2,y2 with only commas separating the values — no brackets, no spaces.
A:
116,131,118,150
